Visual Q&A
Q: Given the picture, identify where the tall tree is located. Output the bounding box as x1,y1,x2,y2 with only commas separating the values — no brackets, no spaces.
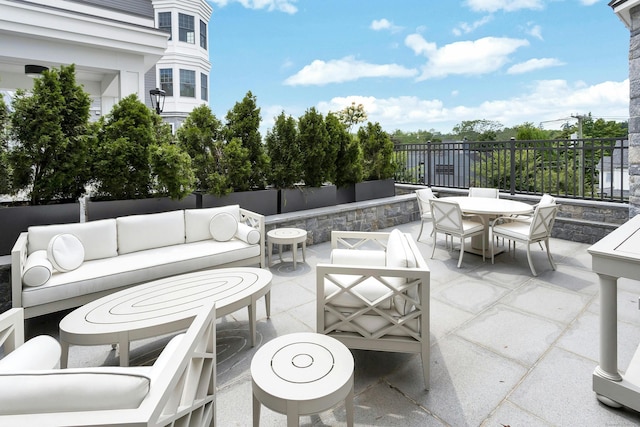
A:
336,102,367,132
452,119,503,141
9,64,91,204
91,94,156,199
224,91,268,189
298,107,330,187
358,122,395,180
265,112,301,189
326,112,361,187
176,105,225,193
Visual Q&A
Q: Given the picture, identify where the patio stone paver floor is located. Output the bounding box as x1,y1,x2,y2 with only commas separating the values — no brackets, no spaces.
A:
24,220,640,426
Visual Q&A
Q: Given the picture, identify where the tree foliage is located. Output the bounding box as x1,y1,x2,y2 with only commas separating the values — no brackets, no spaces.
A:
149,142,195,199
9,64,91,204
298,107,331,187
516,122,550,140
265,112,302,189
358,122,395,180
176,105,225,193
452,119,503,141
336,102,367,132
0,93,10,194
326,112,362,187
224,91,268,189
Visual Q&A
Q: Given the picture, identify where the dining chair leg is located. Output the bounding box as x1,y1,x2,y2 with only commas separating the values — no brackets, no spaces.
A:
481,233,485,262
418,222,425,241
490,232,496,264
457,237,465,268
526,243,538,276
431,231,437,259
544,239,557,270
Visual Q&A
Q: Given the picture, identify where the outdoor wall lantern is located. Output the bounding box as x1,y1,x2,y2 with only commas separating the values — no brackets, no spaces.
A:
149,87,166,114
25,64,48,78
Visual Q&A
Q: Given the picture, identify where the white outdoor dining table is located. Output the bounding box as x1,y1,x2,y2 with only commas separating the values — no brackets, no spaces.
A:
443,196,534,255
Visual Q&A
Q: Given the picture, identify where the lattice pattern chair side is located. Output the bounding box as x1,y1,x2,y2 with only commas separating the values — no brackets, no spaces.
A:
240,208,266,268
0,308,24,356
317,230,430,389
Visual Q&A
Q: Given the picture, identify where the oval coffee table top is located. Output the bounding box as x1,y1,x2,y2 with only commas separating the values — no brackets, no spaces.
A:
60,267,272,337
251,332,354,401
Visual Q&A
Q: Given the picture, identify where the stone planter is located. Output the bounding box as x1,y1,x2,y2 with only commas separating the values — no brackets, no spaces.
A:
355,178,396,202
0,202,80,256
279,185,337,213
86,195,197,221
198,189,278,216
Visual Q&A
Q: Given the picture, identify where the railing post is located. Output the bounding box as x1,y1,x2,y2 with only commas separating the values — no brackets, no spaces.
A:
426,143,432,187
510,138,516,195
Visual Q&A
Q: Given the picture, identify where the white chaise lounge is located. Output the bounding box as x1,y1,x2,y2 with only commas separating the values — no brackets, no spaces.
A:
0,304,217,427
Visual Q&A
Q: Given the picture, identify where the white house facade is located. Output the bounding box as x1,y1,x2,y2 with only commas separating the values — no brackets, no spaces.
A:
0,0,211,129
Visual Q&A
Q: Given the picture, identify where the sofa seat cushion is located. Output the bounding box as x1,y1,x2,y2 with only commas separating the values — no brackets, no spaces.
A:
324,310,420,338
21,239,260,308
0,368,150,415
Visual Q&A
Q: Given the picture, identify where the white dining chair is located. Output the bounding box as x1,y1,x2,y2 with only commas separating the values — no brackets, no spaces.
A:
490,204,558,276
468,187,499,198
430,198,485,268
415,187,436,242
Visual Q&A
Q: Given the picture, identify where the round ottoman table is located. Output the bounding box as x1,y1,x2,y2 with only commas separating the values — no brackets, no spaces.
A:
251,332,354,427
267,228,307,270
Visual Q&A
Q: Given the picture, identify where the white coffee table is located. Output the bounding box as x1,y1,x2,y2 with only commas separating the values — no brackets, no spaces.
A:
251,332,354,427
267,228,307,269
59,267,271,367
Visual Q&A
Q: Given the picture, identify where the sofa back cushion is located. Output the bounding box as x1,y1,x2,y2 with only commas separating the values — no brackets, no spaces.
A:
0,370,150,414
184,205,240,243
117,210,186,255
27,219,118,261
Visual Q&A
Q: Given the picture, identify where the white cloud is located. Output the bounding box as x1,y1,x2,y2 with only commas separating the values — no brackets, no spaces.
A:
465,0,544,13
370,18,402,32
405,35,530,80
283,56,418,86
579,0,599,5
209,0,298,14
297,79,629,133
507,58,565,74
452,15,493,36
527,24,543,40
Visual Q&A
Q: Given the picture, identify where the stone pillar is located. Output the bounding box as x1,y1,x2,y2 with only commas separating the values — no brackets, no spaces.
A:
629,7,640,218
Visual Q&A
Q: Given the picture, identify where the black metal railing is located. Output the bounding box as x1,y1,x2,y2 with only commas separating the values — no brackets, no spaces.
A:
394,138,629,203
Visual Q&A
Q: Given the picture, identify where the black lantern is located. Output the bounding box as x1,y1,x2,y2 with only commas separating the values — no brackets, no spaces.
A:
25,64,48,77
149,87,166,114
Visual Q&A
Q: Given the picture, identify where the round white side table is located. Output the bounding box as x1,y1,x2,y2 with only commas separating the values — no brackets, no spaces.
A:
267,228,307,269
251,332,354,427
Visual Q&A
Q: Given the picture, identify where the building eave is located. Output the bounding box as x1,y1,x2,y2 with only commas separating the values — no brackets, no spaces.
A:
609,0,640,29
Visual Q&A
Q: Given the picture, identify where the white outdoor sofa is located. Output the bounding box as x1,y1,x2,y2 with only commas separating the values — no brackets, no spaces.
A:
11,205,265,319
0,304,217,426
316,229,431,389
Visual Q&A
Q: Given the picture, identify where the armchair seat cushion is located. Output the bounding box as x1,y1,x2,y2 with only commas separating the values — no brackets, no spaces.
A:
0,369,150,415
325,310,419,337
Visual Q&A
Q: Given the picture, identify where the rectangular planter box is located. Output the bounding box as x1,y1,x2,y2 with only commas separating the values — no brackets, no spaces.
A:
0,203,80,256
279,185,337,213
355,178,396,202
86,195,197,221
336,185,356,205
199,189,278,216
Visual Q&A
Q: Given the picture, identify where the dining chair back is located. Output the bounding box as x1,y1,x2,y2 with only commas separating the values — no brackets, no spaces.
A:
490,204,558,276
468,187,499,198
430,199,485,268
415,188,436,241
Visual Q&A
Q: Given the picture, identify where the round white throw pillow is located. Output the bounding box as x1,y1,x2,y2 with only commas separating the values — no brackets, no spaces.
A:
209,212,238,241
47,233,85,272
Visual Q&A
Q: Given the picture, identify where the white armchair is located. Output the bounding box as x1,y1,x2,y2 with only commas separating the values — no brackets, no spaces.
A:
0,304,217,427
316,229,430,389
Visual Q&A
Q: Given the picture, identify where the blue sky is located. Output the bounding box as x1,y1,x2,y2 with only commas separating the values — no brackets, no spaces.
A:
208,0,630,136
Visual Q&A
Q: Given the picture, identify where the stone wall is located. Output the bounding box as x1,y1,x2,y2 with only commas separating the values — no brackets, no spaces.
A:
630,7,640,218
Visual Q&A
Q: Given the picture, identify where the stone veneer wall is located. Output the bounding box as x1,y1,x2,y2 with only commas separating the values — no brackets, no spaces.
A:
629,7,640,218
